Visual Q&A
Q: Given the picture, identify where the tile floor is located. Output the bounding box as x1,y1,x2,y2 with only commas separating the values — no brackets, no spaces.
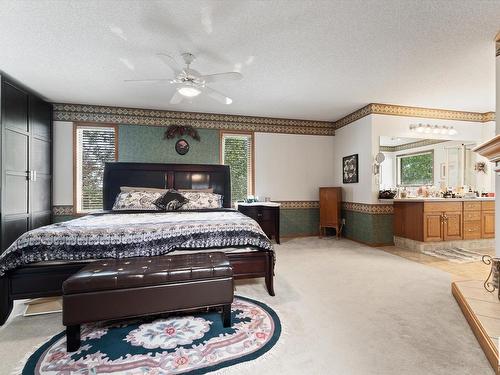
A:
380,245,494,281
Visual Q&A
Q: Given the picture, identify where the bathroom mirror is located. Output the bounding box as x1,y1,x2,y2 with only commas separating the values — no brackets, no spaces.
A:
378,136,493,194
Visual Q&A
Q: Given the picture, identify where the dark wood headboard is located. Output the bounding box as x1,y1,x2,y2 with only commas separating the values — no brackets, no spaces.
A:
102,162,231,210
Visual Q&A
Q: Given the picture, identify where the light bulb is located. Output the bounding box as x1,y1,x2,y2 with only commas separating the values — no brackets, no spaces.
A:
178,86,201,97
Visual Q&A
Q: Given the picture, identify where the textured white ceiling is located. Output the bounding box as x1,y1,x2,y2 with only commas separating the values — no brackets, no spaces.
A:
0,0,499,121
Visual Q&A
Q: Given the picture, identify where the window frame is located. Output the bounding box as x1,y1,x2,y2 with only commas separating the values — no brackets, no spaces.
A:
219,130,255,201
73,123,119,214
396,150,434,187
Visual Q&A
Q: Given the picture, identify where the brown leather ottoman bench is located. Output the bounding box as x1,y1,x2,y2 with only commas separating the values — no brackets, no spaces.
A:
62,252,234,352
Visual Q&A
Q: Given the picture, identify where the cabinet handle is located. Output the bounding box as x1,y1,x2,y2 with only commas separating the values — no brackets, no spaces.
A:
27,170,37,181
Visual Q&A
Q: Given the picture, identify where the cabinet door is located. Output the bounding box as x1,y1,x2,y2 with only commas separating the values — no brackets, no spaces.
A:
423,213,443,242
1,81,30,251
482,211,495,238
319,188,339,226
443,211,462,240
29,96,52,230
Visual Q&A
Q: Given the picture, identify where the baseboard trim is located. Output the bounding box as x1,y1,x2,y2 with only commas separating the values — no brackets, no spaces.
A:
342,235,394,247
281,233,319,239
452,282,499,374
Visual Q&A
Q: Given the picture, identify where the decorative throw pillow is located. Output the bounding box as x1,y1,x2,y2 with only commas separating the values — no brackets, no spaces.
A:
112,191,163,211
154,190,189,211
181,192,223,210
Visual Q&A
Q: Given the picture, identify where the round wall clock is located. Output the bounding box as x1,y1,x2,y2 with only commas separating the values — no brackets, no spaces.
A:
175,139,190,155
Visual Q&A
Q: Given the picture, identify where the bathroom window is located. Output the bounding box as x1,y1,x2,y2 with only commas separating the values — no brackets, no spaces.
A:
397,151,433,186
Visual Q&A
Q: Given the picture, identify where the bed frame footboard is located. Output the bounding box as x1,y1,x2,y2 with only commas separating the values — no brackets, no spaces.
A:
0,250,275,325
0,276,13,325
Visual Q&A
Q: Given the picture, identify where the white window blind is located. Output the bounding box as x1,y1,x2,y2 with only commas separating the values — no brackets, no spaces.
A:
221,133,253,203
75,126,117,212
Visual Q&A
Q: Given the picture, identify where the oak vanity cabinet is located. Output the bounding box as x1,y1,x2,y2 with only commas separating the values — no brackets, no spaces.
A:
394,200,494,242
423,202,462,242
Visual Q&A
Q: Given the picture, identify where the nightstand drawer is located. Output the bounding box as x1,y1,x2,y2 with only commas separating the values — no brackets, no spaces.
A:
238,206,258,218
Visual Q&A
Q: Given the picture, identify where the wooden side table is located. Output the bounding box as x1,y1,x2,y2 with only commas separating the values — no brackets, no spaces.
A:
237,202,280,244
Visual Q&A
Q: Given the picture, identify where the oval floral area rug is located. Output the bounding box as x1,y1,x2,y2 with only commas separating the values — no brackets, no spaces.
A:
21,296,281,374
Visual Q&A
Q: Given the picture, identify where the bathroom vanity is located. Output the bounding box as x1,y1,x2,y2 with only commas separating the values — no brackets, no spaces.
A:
392,198,495,242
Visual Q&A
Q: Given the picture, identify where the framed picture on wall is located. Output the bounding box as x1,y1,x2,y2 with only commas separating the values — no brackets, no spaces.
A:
175,139,190,155
343,154,359,183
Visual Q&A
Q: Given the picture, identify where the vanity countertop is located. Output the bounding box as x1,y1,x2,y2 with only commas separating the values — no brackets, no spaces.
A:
379,197,495,203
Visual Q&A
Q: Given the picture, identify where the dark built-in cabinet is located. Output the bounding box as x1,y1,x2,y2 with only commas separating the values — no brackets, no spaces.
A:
1,76,52,252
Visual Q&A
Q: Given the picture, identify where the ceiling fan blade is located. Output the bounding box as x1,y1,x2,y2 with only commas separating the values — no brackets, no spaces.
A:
157,53,183,75
202,86,233,105
170,90,184,104
200,72,242,83
124,79,173,83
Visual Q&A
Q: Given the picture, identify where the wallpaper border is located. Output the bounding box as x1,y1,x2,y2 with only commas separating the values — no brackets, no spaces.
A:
342,202,394,215
277,201,319,209
53,103,336,136
53,205,74,216
333,103,495,129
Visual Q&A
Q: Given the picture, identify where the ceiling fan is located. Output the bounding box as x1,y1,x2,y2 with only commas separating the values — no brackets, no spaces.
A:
125,52,242,105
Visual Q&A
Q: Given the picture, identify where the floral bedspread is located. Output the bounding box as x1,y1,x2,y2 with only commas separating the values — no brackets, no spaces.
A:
0,210,273,276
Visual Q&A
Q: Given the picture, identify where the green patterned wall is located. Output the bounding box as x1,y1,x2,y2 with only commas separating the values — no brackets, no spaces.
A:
280,208,319,237
341,210,393,245
118,126,220,164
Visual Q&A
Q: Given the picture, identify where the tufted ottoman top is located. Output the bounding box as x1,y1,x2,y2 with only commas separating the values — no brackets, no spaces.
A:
63,252,232,294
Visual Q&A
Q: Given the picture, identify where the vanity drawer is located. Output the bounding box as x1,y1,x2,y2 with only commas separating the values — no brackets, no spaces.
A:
463,202,481,211
463,211,481,221
463,221,481,239
424,202,462,212
482,201,495,211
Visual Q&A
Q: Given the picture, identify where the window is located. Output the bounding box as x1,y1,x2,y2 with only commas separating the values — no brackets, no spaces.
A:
74,124,117,213
397,151,433,186
220,132,254,203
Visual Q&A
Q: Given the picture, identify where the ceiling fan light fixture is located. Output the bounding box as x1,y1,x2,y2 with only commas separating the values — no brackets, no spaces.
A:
177,85,201,97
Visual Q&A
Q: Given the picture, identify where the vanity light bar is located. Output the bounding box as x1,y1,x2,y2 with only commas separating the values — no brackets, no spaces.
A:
409,123,457,136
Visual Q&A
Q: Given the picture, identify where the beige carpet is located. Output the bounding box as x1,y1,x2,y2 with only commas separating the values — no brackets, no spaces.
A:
0,238,493,374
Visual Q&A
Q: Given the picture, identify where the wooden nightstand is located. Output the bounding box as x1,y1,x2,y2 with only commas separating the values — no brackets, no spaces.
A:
237,202,280,244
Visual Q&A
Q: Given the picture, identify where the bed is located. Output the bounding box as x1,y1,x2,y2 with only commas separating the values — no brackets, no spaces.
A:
0,162,275,325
